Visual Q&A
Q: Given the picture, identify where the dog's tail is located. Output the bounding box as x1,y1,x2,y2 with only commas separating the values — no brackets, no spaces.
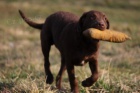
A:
19,10,43,30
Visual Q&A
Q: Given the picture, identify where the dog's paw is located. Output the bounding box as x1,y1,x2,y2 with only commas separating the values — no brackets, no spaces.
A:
46,74,54,84
56,75,61,89
82,77,93,87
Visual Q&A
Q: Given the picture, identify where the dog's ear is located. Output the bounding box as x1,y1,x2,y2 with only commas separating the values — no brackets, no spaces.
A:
79,12,87,28
105,17,110,29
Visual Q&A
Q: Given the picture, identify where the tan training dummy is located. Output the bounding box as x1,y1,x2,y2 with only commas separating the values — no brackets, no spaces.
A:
83,28,131,43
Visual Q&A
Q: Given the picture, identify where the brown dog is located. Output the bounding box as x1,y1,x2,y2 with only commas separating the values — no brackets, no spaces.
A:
19,10,109,93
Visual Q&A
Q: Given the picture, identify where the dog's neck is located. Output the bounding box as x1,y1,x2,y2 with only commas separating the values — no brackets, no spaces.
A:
76,24,100,52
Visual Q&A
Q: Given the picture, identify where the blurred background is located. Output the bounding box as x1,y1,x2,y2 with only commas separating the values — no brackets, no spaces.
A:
0,0,140,92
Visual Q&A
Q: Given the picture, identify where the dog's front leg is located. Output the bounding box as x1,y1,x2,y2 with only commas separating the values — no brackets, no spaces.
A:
82,59,98,87
67,62,79,93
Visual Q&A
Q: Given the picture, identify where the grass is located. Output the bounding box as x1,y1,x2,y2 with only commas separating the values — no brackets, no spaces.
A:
0,0,140,93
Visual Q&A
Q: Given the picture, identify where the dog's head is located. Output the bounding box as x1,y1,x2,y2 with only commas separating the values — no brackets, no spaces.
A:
79,10,109,31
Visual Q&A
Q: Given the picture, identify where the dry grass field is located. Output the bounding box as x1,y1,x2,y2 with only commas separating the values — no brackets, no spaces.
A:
0,0,140,93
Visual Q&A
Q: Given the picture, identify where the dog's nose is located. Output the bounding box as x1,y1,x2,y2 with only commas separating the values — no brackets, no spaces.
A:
97,23,104,28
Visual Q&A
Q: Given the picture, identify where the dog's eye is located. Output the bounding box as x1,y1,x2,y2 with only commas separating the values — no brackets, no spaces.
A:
104,17,107,21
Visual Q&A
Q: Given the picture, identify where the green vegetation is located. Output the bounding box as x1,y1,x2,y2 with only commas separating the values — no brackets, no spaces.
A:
0,0,140,92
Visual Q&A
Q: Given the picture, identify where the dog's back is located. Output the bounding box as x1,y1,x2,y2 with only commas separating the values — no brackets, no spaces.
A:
19,10,79,47
43,11,79,46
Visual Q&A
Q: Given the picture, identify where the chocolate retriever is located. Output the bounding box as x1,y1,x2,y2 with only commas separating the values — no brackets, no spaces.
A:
19,10,109,93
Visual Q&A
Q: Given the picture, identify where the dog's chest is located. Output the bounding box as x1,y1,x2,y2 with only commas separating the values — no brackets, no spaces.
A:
73,51,98,66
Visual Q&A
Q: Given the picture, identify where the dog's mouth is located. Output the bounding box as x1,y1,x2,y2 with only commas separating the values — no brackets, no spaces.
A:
90,23,106,31
98,27,106,31
92,26,106,31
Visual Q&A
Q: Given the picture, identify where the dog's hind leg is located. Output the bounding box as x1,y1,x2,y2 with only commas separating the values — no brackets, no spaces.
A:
41,25,54,84
56,56,66,89
41,41,53,84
